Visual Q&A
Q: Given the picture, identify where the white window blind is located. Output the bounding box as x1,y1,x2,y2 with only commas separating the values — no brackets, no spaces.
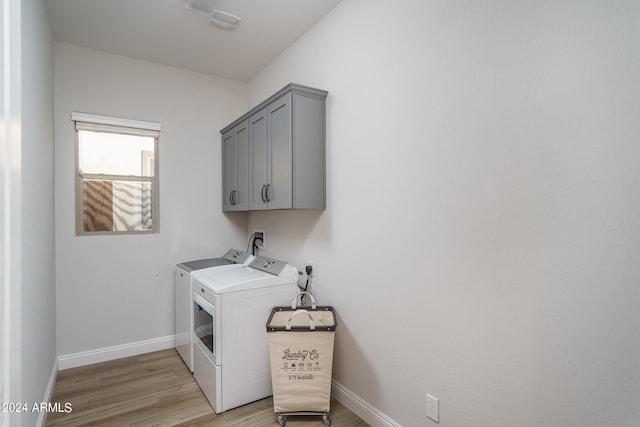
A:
71,111,161,133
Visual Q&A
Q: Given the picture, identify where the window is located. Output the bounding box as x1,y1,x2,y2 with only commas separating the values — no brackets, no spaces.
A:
72,112,160,235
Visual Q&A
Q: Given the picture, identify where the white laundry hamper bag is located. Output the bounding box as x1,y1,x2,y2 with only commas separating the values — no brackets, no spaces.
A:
266,292,337,414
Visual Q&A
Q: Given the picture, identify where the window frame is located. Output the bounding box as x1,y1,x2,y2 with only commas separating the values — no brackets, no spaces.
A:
72,112,161,236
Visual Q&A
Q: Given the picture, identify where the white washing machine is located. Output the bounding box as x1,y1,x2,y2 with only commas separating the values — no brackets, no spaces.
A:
192,255,298,413
175,249,254,372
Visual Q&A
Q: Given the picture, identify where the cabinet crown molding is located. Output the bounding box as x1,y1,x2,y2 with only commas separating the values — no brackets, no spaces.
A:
221,83,328,134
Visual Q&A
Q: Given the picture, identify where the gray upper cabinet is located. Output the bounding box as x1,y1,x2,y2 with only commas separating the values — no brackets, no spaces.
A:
248,107,270,210
221,119,249,211
221,83,327,211
250,93,293,210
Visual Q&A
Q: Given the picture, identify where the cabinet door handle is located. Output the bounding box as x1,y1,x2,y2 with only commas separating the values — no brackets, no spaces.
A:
229,190,236,205
261,184,267,203
232,190,237,205
265,184,271,202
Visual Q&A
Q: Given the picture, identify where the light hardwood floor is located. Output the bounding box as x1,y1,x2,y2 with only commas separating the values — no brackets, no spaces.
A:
45,349,369,427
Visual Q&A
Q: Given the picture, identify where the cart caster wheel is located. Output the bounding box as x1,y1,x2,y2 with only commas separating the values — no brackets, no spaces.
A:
322,413,331,426
277,414,287,426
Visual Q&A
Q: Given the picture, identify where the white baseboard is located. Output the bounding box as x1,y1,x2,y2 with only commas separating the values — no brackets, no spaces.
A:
58,335,176,370
37,357,59,427
331,380,402,427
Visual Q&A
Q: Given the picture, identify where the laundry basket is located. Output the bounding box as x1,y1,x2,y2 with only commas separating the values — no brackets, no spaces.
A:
266,292,337,427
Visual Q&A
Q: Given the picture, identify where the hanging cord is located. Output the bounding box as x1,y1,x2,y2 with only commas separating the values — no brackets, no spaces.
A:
300,265,313,306
246,232,263,255
246,232,257,253
252,236,263,255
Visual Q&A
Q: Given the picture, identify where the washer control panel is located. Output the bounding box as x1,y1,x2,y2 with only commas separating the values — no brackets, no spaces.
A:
222,248,253,265
249,255,287,275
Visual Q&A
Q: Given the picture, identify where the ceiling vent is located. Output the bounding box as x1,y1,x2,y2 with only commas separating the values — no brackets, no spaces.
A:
208,9,241,31
185,1,241,31
185,0,210,16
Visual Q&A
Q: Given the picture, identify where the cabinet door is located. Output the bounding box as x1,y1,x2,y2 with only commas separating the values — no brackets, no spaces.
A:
221,129,236,211
222,121,249,211
267,93,292,209
249,109,268,210
234,121,249,210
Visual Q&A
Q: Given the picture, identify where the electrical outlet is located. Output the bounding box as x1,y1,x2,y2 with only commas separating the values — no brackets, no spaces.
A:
305,260,315,276
426,393,439,423
253,230,265,249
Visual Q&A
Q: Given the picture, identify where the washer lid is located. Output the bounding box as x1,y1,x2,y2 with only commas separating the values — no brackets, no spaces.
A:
177,249,254,273
177,257,232,273
194,265,295,294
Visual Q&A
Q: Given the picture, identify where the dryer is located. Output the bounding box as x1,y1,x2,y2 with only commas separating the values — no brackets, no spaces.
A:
175,249,253,372
192,255,298,413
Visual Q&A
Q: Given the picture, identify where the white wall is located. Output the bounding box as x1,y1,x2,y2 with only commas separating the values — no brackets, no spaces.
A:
248,1,640,426
54,43,248,358
21,0,56,423
0,1,22,426
0,0,55,426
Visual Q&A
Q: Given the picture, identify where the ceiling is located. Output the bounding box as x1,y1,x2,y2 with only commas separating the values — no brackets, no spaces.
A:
46,0,342,81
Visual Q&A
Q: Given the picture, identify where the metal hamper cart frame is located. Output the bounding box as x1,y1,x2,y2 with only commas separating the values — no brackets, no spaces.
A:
266,292,337,426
